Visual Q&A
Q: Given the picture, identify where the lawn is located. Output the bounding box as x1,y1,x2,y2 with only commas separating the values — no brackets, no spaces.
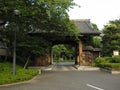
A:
0,62,39,85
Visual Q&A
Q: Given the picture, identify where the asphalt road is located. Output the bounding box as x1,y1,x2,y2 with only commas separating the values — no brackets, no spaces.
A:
52,62,76,71
0,64,120,90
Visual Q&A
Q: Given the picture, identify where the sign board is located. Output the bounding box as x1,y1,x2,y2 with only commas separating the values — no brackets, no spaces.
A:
113,50,119,56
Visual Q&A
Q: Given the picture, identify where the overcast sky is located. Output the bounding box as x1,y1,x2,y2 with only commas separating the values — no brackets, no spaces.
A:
68,0,120,30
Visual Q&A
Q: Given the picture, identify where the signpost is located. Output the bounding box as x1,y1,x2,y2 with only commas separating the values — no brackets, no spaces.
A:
113,50,119,56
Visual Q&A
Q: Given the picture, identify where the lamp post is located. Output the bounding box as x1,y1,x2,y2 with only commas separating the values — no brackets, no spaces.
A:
13,9,20,75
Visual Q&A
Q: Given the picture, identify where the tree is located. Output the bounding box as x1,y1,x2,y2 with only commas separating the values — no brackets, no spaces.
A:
91,23,102,48
52,44,75,60
92,36,102,48
0,0,77,32
0,0,78,65
102,19,120,56
92,23,99,31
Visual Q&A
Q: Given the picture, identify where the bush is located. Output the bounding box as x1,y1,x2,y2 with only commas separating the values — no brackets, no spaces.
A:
0,62,39,85
99,63,120,69
104,56,112,62
94,57,112,66
94,57,104,64
94,56,120,69
113,56,120,63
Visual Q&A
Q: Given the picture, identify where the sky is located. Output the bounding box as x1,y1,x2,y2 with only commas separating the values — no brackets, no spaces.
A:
68,0,120,30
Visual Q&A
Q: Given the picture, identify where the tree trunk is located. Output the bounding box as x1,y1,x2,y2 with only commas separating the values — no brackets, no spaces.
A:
24,56,30,69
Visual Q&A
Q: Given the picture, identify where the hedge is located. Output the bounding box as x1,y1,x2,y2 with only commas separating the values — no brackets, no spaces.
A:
113,56,120,63
99,63,120,69
94,57,112,66
94,56,120,69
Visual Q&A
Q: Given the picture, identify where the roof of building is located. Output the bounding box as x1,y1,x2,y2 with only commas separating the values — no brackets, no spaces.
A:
74,19,101,35
83,45,101,52
28,19,101,36
93,48,101,52
83,46,94,51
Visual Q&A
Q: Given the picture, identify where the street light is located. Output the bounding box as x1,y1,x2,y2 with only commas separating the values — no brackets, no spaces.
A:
13,9,20,75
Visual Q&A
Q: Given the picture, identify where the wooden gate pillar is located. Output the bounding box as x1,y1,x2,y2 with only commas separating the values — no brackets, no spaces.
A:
45,48,52,65
75,41,83,65
75,43,79,64
50,48,53,64
79,41,83,65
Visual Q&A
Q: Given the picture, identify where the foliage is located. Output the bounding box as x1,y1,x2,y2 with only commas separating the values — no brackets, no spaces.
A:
0,0,79,64
52,44,65,58
104,56,113,62
52,44,75,60
92,36,102,48
102,19,120,56
0,62,38,85
99,63,120,69
113,56,120,63
0,0,77,34
94,57,112,66
94,56,120,69
92,23,99,31
91,23,102,48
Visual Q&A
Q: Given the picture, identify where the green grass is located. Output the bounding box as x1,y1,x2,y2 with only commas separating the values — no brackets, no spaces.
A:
0,62,39,85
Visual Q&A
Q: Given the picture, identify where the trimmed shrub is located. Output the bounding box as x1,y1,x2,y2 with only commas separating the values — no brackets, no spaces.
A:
94,56,120,69
100,63,120,69
94,57,105,64
113,56,120,63
94,57,112,66
104,56,112,63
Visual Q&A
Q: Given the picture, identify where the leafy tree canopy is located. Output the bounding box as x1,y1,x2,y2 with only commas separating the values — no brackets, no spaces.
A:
0,0,77,34
90,23,102,48
52,44,75,60
102,19,120,56
0,0,78,64
92,23,99,31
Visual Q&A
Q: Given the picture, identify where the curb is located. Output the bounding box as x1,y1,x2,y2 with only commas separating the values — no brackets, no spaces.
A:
73,65,100,71
100,68,120,74
28,65,53,71
73,65,80,69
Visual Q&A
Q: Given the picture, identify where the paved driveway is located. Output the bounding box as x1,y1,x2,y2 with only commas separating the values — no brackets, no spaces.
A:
0,68,120,90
